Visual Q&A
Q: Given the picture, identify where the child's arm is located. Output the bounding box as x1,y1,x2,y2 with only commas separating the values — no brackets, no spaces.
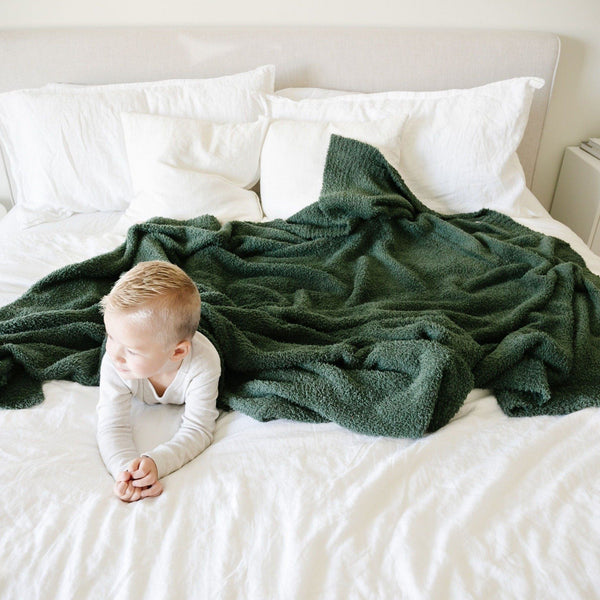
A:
141,372,220,480
141,341,221,480
96,355,139,481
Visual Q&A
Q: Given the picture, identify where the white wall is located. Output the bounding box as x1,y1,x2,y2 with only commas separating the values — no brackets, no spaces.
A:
1,0,599,209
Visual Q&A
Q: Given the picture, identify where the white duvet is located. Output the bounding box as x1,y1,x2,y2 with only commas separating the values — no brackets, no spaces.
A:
0,199,599,600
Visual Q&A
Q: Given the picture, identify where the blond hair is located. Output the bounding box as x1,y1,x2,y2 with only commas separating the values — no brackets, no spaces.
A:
100,261,201,344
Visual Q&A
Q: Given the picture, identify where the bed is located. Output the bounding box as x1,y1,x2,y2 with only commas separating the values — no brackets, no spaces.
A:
0,27,599,600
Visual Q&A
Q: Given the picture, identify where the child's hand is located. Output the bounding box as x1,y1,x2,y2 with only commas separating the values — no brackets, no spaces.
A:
114,470,144,502
129,456,160,488
113,457,163,502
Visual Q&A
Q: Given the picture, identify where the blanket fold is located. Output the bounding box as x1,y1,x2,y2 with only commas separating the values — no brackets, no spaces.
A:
1,135,600,437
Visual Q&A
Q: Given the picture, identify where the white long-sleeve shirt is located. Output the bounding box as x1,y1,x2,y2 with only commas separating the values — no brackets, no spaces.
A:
97,331,221,480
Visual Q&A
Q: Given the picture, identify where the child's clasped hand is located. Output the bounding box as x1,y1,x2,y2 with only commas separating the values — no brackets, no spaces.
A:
114,456,163,502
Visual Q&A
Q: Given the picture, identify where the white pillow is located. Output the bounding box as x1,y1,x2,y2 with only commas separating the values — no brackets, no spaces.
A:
268,77,544,216
0,65,274,228
275,87,347,100
259,116,407,220
117,112,267,232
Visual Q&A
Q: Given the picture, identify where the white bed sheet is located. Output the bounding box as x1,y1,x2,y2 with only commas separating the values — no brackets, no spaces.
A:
0,196,599,600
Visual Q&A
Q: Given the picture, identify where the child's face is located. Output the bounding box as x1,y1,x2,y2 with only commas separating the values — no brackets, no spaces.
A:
104,309,180,380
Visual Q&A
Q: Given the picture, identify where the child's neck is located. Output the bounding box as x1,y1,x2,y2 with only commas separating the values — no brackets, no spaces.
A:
148,359,183,397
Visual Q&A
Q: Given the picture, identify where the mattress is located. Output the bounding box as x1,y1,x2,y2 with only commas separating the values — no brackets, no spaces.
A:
0,191,598,600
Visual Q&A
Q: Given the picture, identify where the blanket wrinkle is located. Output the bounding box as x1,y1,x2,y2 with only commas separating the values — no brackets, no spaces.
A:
1,135,600,437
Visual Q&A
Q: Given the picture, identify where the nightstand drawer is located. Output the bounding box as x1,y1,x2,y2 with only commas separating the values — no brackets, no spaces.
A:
551,146,600,246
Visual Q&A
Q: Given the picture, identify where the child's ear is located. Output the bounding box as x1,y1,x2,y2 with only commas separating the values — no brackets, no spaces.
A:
171,340,191,361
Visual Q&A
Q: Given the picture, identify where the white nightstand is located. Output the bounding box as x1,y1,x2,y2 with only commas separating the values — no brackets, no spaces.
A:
551,146,600,252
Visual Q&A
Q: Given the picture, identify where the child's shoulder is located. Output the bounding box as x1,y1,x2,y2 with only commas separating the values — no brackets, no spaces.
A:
190,331,221,373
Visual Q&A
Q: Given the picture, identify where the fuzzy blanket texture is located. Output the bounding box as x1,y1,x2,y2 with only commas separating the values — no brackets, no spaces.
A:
1,136,600,437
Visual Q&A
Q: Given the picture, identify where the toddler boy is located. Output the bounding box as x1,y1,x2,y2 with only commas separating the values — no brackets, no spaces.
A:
97,260,221,502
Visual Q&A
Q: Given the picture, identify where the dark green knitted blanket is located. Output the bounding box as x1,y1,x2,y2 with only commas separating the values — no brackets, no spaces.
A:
1,136,600,437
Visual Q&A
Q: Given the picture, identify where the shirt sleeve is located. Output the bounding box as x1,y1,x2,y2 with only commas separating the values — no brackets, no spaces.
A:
96,354,139,480
144,344,221,479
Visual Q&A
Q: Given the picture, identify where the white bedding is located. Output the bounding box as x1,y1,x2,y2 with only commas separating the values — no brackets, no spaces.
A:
1,194,599,600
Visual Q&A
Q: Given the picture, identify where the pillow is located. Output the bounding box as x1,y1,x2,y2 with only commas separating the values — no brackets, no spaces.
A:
117,112,267,232
275,87,347,100
0,65,274,228
267,77,544,215
259,116,406,220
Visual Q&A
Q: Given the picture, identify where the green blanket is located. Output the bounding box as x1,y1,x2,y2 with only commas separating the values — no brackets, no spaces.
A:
2,136,600,437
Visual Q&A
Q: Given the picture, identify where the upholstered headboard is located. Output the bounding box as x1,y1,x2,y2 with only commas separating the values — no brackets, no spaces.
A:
0,26,560,202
